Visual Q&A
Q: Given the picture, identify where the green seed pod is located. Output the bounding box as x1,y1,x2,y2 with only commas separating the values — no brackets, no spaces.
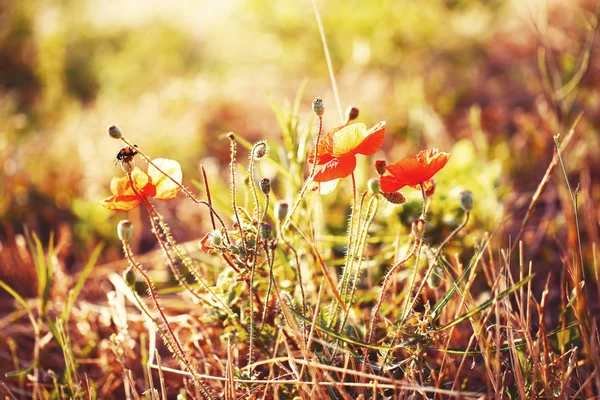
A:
382,191,406,205
459,190,474,212
124,268,136,287
368,178,380,195
108,125,123,139
312,97,325,117
275,201,289,221
117,220,134,242
260,178,271,195
345,106,359,122
260,223,272,240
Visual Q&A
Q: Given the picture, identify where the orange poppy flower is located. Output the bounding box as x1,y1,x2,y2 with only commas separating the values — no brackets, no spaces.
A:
308,121,386,183
379,149,450,193
100,159,182,211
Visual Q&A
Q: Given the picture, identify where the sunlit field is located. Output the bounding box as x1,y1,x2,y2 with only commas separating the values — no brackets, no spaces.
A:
1,0,599,398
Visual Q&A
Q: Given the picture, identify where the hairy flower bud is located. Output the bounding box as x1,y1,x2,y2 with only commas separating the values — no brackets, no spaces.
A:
124,268,136,287
275,201,289,221
345,106,359,122
368,178,380,195
412,218,426,240
260,223,272,239
459,190,474,212
382,191,406,204
260,178,271,195
108,125,123,139
117,220,134,242
375,160,387,176
312,97,325,117
253,141,269,160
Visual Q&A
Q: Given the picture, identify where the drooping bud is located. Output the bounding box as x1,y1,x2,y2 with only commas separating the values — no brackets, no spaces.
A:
259,223,273,240
108,125,123,139
124,268,136,287
459,190,474,212
412,218,426,240
260,178,271,195
382,191,406,205
368,178,380,195
345,106,359,122
375,160,387,176
117,220,134,242
253,141,269,160
275,201,289,221
312,97,325,117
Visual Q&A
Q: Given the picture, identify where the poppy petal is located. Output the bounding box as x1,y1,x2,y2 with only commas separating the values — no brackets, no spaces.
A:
385,149,450,188
330,123,368,156
100,195,142,211
147,158,182,200
380,176,407,193
353,121,386,156
312,154,357,182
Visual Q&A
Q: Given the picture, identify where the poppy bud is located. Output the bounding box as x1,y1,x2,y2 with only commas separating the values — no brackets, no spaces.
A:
275,201,289,221
428,264,443,288
312,97,325,117
121,160,135,174
253,141,269,160
124,268,136,287
345,106,359,122
382,191,406,204
368,178,380,195
260,223,272,239
459,190,474,212
108,125,123,139
208,230,223,247
260,178,271,195
227,132,235,141
412,218,426,240
375,160,387,176
117,220,134,242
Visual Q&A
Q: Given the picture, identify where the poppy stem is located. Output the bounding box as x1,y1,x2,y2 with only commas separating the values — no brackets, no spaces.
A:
419,182,428,218
280,114,323,236
248,143,262,219
227,134,247,255
400,211,470,327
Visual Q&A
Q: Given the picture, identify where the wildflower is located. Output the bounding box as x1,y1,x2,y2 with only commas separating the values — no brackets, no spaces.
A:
380,149,450,193
100,159,182,211
308,121,386,183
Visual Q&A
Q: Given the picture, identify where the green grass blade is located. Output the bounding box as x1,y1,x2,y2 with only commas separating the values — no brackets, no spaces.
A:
0,279,38,332
434,274,535,332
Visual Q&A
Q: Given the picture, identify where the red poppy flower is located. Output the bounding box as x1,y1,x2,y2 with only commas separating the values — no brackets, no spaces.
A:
308,121,386,183
379,149,450,193
100,159,182,211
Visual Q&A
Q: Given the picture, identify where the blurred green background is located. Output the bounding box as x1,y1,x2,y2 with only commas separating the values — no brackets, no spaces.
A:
0,0,598,280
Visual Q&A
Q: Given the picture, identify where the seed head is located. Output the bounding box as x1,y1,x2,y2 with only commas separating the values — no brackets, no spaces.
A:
117,220,134,242
459,190,474,212
312,97,325,117
108,125,123,139
382,191,406,205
